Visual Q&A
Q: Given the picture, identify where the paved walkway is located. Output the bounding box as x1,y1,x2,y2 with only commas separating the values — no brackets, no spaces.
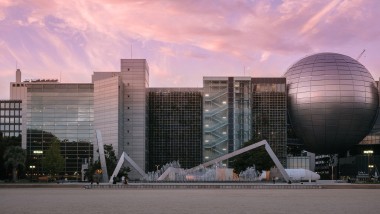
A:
1,188,379,214
2,182,380,189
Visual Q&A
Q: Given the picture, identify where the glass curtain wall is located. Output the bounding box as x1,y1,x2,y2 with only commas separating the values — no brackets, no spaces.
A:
148,88,203,170
203,78,229,161
233,78,252,150
252,78,287,165
203,77,253,163
26,84,94,177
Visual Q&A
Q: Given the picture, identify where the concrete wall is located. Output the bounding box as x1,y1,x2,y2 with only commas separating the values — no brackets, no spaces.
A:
121,59,149,179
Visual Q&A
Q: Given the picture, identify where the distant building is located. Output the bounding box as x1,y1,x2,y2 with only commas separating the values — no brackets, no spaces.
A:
0,100,22,137
287,151,315,171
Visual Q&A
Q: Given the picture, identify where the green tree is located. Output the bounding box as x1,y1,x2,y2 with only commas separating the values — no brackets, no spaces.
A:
230,139,274,174
0,135,22,180
103,144,117,174
3,146,26,182
42,140,64,178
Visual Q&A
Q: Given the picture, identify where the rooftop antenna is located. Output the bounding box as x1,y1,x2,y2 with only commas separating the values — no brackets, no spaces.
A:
131,44,132,59
244,66,246,76
356,49,366,61
60,71,62,83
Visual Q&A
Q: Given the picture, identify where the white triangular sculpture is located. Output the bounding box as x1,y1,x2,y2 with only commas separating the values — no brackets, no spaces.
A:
109,152,147,184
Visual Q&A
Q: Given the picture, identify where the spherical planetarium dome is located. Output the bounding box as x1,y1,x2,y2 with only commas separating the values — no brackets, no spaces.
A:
284,53,379,154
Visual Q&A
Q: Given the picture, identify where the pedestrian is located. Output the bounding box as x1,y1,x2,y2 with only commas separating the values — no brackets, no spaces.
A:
113,176,117,184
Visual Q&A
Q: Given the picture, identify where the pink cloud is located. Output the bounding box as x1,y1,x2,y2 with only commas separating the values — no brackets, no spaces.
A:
0,0,380,99
300,0,343,34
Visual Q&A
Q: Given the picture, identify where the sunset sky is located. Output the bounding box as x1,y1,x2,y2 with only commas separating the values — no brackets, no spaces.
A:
1,0,380,99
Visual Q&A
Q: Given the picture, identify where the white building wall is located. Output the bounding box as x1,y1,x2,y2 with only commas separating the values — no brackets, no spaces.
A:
92,72,120,83
94,75,123,160
121,59,149,177
10,83,27,100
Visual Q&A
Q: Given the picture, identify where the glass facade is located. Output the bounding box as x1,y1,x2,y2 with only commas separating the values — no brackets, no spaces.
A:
232,78,252,150
252,78,287,164
148,88,203,170
25,84,94,176
203,78,229,161
203,77,255,163
0,100,22,137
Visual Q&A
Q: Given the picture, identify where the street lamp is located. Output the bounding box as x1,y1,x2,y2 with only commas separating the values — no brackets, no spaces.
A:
30,165,36,181
363,150,374,180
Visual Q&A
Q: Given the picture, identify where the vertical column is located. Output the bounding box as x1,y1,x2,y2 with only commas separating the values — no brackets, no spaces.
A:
227,77,234,154
121,59,149,178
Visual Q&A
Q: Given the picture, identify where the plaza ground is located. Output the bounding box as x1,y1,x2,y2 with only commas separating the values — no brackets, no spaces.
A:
0,187,379,214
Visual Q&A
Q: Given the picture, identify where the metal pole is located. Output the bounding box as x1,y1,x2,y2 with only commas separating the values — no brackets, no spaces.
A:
368,154,370,179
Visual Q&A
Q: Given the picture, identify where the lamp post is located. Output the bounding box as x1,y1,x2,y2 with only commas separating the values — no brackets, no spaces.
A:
363,150,373,180
369,165,374,178
29,165,35,181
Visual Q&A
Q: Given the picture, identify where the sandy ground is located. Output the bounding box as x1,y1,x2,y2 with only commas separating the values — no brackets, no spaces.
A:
0,188,379,214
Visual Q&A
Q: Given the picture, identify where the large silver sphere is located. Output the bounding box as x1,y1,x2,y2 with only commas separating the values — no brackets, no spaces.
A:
284,53,379,154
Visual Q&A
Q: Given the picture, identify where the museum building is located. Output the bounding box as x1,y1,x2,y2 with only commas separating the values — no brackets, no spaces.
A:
2,53,380,179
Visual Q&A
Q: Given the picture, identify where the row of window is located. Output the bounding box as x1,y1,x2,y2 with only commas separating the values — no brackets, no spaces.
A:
1,131,21,137
0,102,22,108
0,118,22,123
0,124,21,130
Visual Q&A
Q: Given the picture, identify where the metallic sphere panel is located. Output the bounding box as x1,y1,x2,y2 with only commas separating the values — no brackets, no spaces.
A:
284,53,379,154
